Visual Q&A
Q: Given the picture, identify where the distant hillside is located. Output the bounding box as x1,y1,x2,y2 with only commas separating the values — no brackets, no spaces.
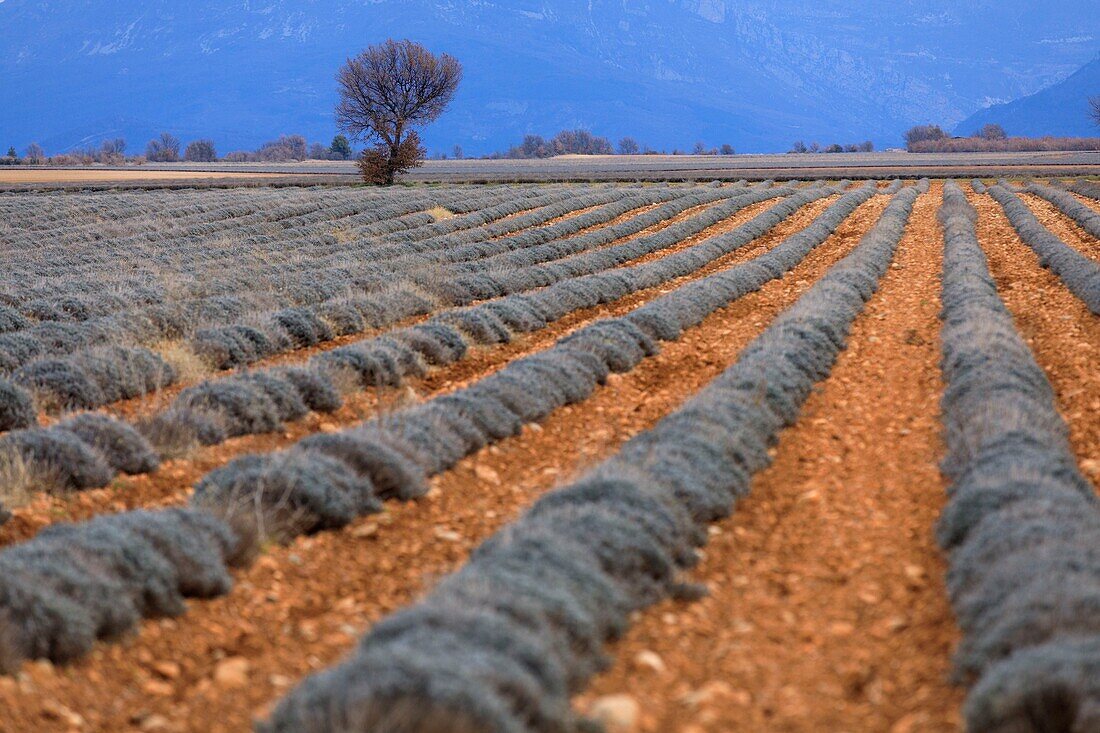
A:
956,55,1100,138
1,1,1098,155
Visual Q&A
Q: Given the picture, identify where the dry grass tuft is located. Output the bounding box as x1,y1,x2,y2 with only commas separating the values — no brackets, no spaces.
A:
153,340,212,383
425,206,455,221
330,226,355,244
0,450,40,510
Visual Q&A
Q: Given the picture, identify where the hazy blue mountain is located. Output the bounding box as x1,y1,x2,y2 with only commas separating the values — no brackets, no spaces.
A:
1,1,1097,155
955,55,1100,138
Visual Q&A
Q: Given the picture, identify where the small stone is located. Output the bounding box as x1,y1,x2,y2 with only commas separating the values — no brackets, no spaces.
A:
887,616,910,632
588,694,640,733
213,657,251,689
683,680,735,707
829,621,855,636
858,587,882,604
903,564,927,585
634,650,666,674
732,618,755,634
434,527,462,542
142,679,174,697
140,714,172,732
152,661,180,680
474,464,500,484
351,523,379,539
42,702,85,727
1081,459,1100,478
890,712,926,733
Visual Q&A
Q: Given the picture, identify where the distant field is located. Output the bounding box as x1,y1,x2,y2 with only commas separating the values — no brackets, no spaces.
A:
43,150,1100,182
0,178,1096,731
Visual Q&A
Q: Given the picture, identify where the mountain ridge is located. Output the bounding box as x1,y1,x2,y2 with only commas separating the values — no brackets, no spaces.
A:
1,1,1097,155
955,55,1100,138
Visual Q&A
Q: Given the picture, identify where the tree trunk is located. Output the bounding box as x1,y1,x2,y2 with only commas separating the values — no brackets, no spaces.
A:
387,125,404,185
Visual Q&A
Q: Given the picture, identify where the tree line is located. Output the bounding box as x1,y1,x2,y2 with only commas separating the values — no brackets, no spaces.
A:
2,134,356,166
905,97,1100,153
789,140,875,154
904,122,1100,153
484,132,737,159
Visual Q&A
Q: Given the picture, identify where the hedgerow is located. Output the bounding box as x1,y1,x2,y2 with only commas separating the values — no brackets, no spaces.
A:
1063,179,1100,201
936,181,1100,732
987,183,1100,313
0,508,243,672
1024,181,1100,239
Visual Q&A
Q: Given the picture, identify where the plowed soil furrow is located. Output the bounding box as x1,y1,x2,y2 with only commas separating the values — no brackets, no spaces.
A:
1019,191,1100,259
0,193,887,733
969,186,1100,491
578,184,964,733
0,194,806,541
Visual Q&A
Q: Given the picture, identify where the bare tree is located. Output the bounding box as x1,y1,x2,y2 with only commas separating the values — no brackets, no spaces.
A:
184,139,218,162
336,39,462,184
452,144,464,160
977,123,1007,141
24,143,45,163
514,135,543,158
618,137,640,155
101,138,126,156
1090,96,1100,128
254,135,308,162
146,133,180,162
550,129,613,156
904,124,948,151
